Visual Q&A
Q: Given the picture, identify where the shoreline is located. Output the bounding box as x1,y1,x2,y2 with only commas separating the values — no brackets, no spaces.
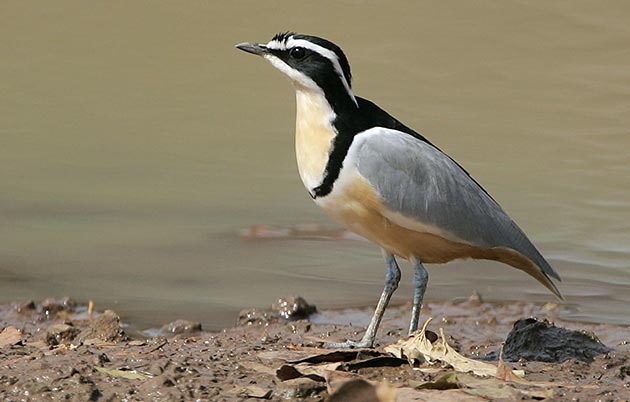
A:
1,296,628,401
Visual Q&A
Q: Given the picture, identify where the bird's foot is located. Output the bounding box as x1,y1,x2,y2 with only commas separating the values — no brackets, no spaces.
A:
323,339,374,349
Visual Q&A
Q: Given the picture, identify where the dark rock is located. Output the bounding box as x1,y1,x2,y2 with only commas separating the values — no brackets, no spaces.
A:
161,320,202,336
76,310,125,342
486,318,612,363
271,296,317,320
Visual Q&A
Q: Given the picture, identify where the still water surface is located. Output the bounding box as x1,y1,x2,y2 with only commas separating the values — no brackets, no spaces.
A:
1,1,629,330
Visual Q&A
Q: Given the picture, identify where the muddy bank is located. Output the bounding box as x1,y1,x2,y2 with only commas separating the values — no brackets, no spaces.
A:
0,296,628,401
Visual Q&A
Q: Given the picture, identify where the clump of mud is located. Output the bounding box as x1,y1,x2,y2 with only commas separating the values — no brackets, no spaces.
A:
271,295,317,320
238,295,317,326
486,318,612,363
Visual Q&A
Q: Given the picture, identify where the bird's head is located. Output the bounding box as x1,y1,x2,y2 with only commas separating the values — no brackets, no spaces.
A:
236,32,358,110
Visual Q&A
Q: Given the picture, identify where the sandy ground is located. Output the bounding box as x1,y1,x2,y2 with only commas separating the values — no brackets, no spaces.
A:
0,295,628,401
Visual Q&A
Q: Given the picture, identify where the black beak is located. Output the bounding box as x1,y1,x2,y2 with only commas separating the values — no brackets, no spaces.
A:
235,42,268,56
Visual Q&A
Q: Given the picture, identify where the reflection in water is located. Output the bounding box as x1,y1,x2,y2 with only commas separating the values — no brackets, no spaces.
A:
1,1,629,329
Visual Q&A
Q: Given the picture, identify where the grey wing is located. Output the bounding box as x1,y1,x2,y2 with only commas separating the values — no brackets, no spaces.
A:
353,128,561,282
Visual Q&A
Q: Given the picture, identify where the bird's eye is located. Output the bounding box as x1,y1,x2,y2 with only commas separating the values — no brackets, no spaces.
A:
289,47,306,60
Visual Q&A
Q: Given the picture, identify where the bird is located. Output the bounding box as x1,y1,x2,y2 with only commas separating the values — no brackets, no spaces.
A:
235,32,562,348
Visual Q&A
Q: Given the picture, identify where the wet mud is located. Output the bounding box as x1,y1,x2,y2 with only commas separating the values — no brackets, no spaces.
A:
0,296,628,401
485,317,612,363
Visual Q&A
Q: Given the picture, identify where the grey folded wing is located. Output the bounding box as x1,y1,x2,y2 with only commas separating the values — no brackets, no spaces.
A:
351,127,561,282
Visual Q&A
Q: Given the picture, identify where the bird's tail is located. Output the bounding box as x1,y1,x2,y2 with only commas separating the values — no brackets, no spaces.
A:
488,246,564,301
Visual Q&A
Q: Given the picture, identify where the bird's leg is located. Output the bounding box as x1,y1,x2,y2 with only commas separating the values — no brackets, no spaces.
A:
325,250,401,348
409,257,429,334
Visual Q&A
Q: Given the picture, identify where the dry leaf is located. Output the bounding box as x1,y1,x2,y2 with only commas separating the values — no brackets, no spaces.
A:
277,365,309,381
288,349,380,364
385,318,502,377
341,356,407,371
276,362,340,382
496,347,527,382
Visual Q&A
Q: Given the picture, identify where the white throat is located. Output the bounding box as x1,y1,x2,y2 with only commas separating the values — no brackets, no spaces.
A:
294,88,337,193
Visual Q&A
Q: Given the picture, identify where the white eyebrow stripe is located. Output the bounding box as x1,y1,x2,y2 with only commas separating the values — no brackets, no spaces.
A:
286,38,357,106
265,39,285,50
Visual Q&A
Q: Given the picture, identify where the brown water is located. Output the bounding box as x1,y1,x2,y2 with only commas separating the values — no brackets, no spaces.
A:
1,1,629,330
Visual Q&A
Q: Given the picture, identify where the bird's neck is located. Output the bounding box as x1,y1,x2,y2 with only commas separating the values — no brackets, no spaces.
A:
294,88,339,194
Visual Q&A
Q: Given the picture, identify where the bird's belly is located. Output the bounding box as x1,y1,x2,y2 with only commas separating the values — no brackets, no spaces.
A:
316,170,491,263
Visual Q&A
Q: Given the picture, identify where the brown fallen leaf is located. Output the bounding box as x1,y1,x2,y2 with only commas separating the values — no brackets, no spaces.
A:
258,346,376,364
340,356,407,371
277,365,303,381
274,348,404,384
0,326,23,348
385,318,503,377
276,362,340,382
288,349,381,364
496,344,527,382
